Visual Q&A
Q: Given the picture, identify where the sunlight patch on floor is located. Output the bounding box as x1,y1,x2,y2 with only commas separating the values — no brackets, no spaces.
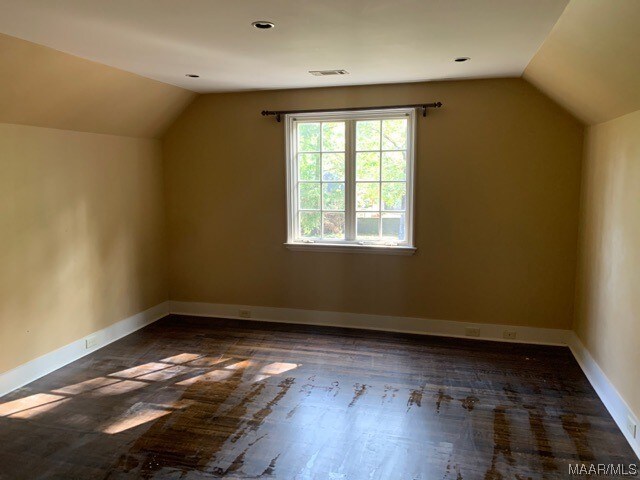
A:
187,356,229,367
261,362,298,375
92,380,147,396
176,369,234,386
224,360,255,370
161,353,203,364
0,352,303,425
52,376,121,395
103,403,172,434
138,365,198,382
103,400,193,434
0,393,69,419
251,362,299,382
108,362,169,379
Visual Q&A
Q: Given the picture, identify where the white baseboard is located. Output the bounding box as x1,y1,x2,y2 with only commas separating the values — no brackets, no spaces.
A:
0,301,171,398
567,332,640,459
169,301,571,346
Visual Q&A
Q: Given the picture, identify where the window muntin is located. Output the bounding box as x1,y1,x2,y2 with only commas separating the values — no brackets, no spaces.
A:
287,109,415,250
355,118,408,243
297,121,347,240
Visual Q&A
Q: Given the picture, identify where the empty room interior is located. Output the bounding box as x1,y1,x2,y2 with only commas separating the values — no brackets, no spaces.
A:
1,0,639,478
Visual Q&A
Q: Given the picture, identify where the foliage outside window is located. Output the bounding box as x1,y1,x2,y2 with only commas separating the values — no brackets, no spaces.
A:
286,109,416,254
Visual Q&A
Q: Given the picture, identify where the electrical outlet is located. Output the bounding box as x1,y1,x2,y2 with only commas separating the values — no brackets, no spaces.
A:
85,335,98,349
627,415,637,439
465,327,480,337
503,330,517,340
239,309,252,319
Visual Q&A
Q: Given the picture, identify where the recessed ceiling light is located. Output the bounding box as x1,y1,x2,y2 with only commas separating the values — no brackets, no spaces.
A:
252,21,275,30
454,57,470,62
185,74,200,78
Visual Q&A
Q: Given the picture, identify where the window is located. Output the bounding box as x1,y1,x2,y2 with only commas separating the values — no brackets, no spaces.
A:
285,109,416,254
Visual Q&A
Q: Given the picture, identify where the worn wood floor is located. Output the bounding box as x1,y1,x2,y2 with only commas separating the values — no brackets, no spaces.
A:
0,315,637,479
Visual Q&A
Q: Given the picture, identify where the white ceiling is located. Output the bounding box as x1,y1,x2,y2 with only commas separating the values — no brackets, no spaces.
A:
0,0,569,93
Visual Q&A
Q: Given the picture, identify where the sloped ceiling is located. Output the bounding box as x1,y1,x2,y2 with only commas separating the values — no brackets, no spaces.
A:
0,33,195,138
524,0,640,125
2,1,638,132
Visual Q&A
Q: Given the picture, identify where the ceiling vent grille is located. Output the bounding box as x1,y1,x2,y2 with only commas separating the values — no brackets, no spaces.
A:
309,69,349,76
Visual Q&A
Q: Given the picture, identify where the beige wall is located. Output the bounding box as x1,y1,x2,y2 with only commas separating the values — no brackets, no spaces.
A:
0,33,195,138
0,123,168,373
163,78,584,329
574,108,640,419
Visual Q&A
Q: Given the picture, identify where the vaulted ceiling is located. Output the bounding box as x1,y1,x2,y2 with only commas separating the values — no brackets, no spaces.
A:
0,0,638,134
0,33,195,138
524,0,640,125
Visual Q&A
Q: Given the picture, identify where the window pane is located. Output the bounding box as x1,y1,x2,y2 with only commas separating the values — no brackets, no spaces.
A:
382,213,405,241
356,182,380,211
356,152,380,181
356,213,380,239
322,183,345,210
382,119,407,150
322,153,345,181
299,183,320,209
299,211,321,238
322,122,345,152
381,182,406,211
298,123,320,152
323,212,345,239
299,153,320,181
381,151,406,181
356,120,380,151
290,113,413,246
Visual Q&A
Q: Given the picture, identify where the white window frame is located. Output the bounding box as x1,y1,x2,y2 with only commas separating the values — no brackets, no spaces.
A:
285,108,417,255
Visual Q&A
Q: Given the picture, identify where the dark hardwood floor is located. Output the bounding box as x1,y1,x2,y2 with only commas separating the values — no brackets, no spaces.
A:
0,315,636,479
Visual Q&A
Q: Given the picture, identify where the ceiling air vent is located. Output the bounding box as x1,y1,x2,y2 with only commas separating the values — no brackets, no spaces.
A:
309,69,349,76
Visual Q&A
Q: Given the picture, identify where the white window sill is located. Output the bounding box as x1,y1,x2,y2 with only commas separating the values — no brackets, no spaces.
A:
284,242,416,255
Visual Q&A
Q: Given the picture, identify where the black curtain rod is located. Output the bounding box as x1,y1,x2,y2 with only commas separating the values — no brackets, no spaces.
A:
261,102,442,122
